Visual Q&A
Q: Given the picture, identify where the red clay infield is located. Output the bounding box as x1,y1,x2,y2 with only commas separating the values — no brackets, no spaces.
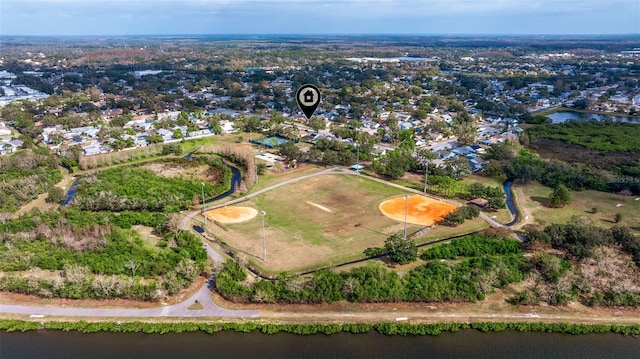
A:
378,195,457,226
204,206,258,224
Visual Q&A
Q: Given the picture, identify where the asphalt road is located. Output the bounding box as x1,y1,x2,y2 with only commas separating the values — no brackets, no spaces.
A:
0,284,258,318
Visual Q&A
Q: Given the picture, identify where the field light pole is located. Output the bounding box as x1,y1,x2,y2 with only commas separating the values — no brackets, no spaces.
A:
403,194,409,241
201,182,206,226
261,210,267,261
355,127,360,175
424,160,429,194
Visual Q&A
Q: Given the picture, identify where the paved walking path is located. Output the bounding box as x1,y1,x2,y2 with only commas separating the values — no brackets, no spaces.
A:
0,284,257,318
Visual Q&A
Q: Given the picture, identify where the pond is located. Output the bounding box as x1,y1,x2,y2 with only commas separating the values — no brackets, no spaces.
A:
547,111,640,124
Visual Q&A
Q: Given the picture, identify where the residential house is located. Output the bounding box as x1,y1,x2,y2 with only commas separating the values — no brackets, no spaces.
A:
0,139,23,154
452,146,474,156
219,120,237,134
371,146,387,156
83,145,103,156
69,126,100,138
156,129,174,141
435,150,455,160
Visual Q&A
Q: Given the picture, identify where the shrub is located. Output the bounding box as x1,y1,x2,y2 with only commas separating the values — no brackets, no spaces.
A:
46,186,66,203
385,234,418,264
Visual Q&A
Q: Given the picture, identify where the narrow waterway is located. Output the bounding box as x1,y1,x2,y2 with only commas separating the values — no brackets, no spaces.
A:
503,180,519,226
2,329,639,359
185,150,241,203
206,165,241,203
61,179,79,206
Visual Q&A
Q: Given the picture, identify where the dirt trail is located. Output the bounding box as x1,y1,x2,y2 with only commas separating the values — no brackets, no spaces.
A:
15,168,74,217
510,185,535,230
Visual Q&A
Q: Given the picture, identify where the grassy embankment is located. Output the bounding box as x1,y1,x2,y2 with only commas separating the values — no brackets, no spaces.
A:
2,319,639,336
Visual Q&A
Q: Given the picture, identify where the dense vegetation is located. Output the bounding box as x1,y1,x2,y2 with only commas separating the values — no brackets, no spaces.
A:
440,205,480,226
0,209,206,300
214,226,640,308
504,148,640,194
420,235,521,260
0,149,62,212
2,320,639,337
516,221,640,307
384,234,418,264
215,233,529,304
426,176,505,209
71,157,230,212
525,221,636,262
526,121,640,153
510,122,640,194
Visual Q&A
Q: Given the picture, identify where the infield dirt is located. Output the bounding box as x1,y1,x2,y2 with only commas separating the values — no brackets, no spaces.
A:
378,195,457,226
204,207,258,224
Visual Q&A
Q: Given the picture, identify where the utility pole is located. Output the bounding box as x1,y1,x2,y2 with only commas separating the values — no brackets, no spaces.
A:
355,127,360,175
356,142,359,175
403,194,409,241
424,160,429,194
261,210,267,261
201,182,206,226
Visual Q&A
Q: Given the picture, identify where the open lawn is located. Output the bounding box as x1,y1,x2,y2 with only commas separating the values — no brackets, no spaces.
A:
208,174,425,273
132,225,161,249
248,163,326,194
180,133,264,154
516,182,640,230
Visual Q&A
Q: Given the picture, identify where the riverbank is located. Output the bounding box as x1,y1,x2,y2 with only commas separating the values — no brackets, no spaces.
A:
2,319,639,336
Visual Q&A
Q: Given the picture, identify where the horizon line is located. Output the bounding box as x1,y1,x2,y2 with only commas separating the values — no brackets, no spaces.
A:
1,33,639,38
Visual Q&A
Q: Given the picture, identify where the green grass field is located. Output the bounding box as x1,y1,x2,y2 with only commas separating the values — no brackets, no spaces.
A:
180,133,264,154
516,182,640,229
210,174,427,273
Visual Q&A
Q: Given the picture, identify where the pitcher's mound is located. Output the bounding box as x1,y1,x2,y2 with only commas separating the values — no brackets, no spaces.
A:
204,206,258,224
379,195,457,226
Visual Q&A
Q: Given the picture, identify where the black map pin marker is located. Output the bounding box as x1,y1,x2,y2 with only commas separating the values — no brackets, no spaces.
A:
296,84,321,119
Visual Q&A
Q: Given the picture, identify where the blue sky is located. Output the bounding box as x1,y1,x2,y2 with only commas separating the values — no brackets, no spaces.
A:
1,0,639,36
